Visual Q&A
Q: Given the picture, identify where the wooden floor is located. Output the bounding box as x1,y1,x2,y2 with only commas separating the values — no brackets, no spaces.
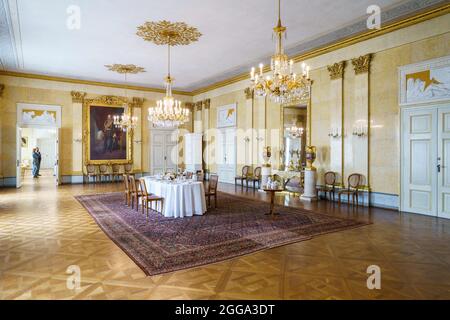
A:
1,174,450,300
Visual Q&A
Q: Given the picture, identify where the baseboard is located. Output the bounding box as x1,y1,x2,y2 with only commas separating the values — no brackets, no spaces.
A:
61,175,84,184
317,189,399,210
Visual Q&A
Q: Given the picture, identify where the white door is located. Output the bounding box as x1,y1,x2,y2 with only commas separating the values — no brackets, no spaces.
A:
16,126,22,188
402,108,437,216
55,129,61,185
150,130,178,175
217,128,236,184
37,138,56,169
402,105,450,219
438,106,450,219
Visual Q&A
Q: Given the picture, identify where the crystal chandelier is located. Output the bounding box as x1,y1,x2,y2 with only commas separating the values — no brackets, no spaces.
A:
137,21,201,128
250,0,312,104
147,43,190,127
286,123,304,138
105,64,145,131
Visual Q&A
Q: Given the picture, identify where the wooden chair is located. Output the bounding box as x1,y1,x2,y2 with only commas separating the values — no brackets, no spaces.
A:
235,166,250,187
129,175,142,211
338,173,362,205
317,171,337,201
196,170,204,182
124,164,134,177
247,167,262,189
123,174,131,206
84,164,98,184
285,176,303,196
98,164,110,183
112,164,122,182
206,174,219,208
186,172,193,179
139,178,164,217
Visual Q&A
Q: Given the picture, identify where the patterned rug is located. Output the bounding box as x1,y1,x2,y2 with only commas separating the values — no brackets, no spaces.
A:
75,192,369,276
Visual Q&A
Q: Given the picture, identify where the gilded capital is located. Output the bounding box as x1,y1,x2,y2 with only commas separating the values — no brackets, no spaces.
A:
195,101,203,111
0,84,4,97
71,91,87,103
352,54,372,75
203,99,210,110
131,97,145,108
244,88,254,100
327,61,346,80
185,102,195,110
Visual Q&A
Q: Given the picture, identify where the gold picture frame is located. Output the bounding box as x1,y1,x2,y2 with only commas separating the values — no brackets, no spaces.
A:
83,95,134,165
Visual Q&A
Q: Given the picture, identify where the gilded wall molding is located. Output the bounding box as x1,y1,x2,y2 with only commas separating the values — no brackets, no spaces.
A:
195,101,203,111
0,84,4,97
71,91,87,103
352,54,372,75
244,87,254,100
83,95,144,107
327,61,346,80
130,97,145,108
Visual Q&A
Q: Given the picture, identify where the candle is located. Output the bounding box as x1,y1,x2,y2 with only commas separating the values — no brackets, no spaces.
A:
259,63,263,76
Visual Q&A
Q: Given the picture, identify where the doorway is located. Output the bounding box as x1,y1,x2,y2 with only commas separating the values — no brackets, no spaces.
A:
216,128,237,184
150,129,178,175
401,104,450,219
17,127,60,187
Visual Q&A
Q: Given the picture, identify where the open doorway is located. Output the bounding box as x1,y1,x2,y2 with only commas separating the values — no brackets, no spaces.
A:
17,127,59,187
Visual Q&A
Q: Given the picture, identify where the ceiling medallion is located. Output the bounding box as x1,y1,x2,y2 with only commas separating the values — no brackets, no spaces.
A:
105,64,146,74
105,64,146,131
136,20,202,46
250,0,312,104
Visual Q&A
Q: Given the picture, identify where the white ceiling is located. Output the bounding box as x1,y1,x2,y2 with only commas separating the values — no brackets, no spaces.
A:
0,0,442,91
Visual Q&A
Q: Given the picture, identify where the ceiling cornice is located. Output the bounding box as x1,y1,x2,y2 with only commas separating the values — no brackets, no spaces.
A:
0,70,194,96
1,3,448,98
191,2,450,96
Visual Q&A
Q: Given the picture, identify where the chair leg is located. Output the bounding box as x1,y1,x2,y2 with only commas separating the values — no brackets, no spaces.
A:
214,194,217,208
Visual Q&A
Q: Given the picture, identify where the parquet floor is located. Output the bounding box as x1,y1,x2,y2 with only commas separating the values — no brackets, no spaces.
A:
0,174,449,300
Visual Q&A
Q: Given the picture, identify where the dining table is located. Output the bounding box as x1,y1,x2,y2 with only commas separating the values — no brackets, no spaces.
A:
142,176,207,218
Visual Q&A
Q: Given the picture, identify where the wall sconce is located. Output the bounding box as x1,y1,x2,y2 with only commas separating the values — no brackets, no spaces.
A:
244,136,250,143
73,137,82,143
134,140,142,144
328,127,341,138
352,123,367,137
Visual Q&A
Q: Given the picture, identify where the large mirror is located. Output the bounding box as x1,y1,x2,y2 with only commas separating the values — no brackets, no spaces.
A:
279,104,308,172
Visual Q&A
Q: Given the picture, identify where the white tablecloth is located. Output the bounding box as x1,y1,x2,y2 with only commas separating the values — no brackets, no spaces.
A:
142,177,207,218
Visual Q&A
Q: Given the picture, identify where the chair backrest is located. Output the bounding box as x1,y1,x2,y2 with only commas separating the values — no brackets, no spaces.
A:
112,164,121,173
242,166,250,176
324,171,337,186
129,175,138,192
123,174,129,190
209,174,219,192
86,164,96,174
348,173,362,189
99,165,108,173
197,171,204,182
186,172,193,179
254,167,262,178
139,178,148,196
124,164,133,173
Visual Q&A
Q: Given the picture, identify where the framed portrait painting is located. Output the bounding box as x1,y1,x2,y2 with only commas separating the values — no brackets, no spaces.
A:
83,97,133,165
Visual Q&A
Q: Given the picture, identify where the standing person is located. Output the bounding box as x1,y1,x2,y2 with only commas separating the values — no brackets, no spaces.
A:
35,147,42,176
32,148,39,178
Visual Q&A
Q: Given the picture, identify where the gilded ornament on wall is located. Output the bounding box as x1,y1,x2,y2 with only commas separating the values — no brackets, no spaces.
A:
136,20,202,46
105,64,146,74
71,91,87,103
244,87,254,100
352,54,372,75
327,61,346,80
0,84,4,97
